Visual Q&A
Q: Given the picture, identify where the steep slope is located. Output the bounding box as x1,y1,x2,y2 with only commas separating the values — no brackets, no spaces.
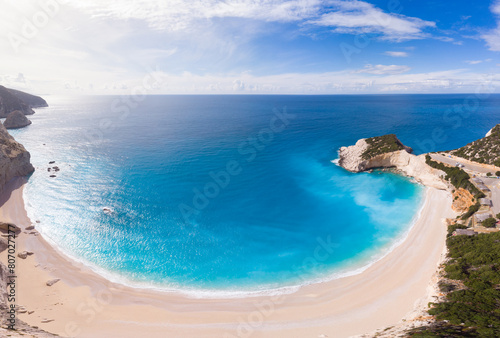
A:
0,122,34,189
0,86,34,117
451,124,500,166
8,88,48,108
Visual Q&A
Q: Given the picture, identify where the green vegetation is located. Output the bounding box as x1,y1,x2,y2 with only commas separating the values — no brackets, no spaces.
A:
496,171,500,176
409,232,500,337
362,134,406,160
447,223,467,236
425,155,485,199
487,172,492,176
482,217,497,228
451,124,500,166
461,203,480,220
496,212,500,219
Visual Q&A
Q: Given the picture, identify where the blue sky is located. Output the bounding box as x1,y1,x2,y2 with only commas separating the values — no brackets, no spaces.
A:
1,0,500,94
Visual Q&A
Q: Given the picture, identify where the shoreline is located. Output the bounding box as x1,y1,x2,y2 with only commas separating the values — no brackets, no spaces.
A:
0,177,455,337
22,182,427,300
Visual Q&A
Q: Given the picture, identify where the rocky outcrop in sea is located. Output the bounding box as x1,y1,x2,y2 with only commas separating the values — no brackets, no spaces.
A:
338,137,448,190
3,110,32,129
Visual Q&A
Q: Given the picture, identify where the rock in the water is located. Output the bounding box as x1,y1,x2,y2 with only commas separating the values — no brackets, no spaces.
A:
49,161,55,164
103,207,114,215
3,110,32,129
26,225,35,231
46,279,60,286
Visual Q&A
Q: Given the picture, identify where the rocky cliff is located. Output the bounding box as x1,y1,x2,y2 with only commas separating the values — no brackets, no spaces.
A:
3,111,32,129
451,188,475,213
338,136,448,190
7,88,48,108
0,86,35,118
0,122,34,189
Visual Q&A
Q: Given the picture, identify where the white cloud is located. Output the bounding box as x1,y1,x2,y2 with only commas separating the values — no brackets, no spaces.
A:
309,0,435,41
353,64,411,75
482,0,500,51
66,0,324,31
65,0,435,42
384,51,408,57
465,59,492,65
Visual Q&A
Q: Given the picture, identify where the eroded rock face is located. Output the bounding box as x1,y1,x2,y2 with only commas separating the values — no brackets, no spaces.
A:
3,110,32,129
338,138,448,190
0,123,34,190
452,188,475,213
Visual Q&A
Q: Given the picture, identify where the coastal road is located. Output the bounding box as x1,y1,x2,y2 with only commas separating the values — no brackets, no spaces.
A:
430,153,498,175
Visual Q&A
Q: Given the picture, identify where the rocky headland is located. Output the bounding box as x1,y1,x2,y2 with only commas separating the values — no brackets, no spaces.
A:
338,134,448,190
0,86,35,118
0,85,47,118
7,88,48,109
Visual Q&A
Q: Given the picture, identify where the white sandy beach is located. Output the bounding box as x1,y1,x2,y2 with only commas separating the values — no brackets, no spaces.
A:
0,178,454,337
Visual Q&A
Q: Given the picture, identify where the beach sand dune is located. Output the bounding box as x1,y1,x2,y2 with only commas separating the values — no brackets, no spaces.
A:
0,179,454,337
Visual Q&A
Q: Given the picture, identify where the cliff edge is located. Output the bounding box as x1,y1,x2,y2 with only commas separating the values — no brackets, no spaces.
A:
338,135,448,190
0,122,34,189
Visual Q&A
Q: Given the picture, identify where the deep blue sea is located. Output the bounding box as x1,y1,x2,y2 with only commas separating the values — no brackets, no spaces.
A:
10,94,500,296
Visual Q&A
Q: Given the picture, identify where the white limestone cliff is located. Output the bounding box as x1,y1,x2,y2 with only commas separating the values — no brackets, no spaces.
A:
338,138,448,190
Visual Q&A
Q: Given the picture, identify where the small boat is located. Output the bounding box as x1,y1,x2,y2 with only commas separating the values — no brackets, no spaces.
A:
103,207,114,215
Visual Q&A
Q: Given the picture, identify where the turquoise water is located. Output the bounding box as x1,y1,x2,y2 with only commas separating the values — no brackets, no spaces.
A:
10,94,500,295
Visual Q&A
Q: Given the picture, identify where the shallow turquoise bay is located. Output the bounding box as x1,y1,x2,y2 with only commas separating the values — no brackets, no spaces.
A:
10,94,500,295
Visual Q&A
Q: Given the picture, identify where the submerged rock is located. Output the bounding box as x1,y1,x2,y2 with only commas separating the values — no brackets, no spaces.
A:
3,110,32,129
